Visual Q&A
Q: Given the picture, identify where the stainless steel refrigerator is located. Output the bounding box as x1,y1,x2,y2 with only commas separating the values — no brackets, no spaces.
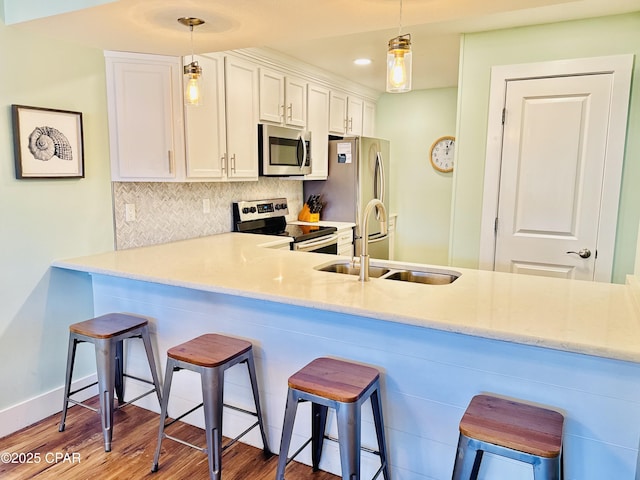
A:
304,136,390,259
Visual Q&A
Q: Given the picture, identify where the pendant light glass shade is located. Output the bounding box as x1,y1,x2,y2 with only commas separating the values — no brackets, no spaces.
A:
386,34,412,93
178,17,205,106
184,61,203,105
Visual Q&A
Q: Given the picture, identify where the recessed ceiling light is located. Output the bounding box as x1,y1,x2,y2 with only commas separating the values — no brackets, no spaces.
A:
354,58,372,66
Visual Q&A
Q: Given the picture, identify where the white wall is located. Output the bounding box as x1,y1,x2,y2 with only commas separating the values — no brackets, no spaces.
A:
377,88,458,265
0,20,114,414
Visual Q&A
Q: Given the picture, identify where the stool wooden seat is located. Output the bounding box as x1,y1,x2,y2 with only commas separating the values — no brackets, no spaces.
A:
276,357,391,480
452,394,564,480
151,334,271,480
59,313,162,452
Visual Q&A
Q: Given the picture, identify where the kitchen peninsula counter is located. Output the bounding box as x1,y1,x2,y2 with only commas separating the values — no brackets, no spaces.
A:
52,233,640,480
53,232,640,363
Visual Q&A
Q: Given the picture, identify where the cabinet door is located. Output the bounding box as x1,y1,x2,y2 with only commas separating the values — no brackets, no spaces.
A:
225,56,259,180
285,76,307,128
184,53,226,179
106,54,184,180
329,90,347,135
347,95,364,136
363,100,376,137
259,68,285,124
305,83,329,180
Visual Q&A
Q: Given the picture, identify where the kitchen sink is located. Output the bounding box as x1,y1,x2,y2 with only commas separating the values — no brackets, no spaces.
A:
317,262,391,278
384,270,459,285
315,260,460,284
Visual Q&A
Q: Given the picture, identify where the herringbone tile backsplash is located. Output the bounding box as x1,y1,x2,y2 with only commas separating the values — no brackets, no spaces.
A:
113,179,303,249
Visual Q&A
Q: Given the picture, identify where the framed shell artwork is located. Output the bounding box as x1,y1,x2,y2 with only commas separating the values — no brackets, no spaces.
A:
11,105,84,179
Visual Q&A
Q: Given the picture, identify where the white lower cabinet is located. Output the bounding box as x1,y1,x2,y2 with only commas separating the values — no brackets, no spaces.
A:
337,226,354,256
105,51,185,181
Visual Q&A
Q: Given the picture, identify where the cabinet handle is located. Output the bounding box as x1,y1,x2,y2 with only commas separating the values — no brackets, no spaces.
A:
280,104,285,120
348,117,353,132
221,154,227,174
231,154,236,174
287,103,293,121
168,150,174,173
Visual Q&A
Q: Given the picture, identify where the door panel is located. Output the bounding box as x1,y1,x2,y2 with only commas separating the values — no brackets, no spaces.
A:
494,74,613,280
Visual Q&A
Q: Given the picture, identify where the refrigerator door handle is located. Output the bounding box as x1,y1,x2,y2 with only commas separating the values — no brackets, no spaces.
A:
374,152,386,220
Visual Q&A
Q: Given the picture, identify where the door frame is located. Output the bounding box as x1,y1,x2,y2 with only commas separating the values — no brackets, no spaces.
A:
478,54,634,282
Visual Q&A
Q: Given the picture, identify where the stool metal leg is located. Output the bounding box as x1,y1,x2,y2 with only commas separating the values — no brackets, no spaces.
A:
336,401,361,480
202,366,224,480
245,353,272,456
58,335,79,433
140,327,163,406
151,358,177,473
115,340,124,404
533,456,561,480
95,338,116,452
276,388,300,480
370,388,391,480
451,434,483,480
312,402,329,471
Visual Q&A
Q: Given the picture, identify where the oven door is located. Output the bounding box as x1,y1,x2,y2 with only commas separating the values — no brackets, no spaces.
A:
292,233,339,254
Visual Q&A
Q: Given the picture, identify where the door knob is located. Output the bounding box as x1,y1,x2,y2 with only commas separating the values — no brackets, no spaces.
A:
566,248,591,259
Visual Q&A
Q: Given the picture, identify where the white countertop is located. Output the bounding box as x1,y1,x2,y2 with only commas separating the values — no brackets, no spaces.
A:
53,233,640,363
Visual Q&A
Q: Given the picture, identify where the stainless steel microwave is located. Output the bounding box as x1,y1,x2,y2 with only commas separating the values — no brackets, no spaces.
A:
258,124,311,176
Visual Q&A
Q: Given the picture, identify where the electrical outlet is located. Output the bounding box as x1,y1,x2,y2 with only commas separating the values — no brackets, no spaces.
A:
202,198,211,214
125,203,136,222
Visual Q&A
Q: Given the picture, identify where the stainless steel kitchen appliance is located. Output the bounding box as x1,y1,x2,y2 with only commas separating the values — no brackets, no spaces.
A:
258,124,311,176
232,198,338,254
304,136,390,259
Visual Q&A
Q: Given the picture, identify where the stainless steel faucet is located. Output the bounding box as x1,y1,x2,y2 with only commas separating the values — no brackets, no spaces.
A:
359,199,388,282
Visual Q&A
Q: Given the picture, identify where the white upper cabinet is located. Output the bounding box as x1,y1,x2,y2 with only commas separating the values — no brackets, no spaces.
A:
259,67,306,128
106,48,375,183
184,53,226,179
183,53,259,182
347,95,364,136
329,90,348,135
225,55,260,180
105,51,185,181
305,83,330,180
329,90,365,136
363,100,376,137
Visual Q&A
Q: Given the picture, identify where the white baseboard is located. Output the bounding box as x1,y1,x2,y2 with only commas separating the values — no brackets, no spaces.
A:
0,374,97,438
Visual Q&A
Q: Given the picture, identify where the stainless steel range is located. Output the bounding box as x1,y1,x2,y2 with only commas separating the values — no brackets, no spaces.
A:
232,198,338,254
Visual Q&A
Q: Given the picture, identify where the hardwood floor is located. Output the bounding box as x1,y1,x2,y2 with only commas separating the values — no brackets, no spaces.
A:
0,397,338,480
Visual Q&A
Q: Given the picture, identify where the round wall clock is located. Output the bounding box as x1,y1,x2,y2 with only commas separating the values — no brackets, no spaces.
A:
429,136,455,173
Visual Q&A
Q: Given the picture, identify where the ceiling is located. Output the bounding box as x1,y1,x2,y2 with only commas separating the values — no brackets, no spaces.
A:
7,0,640,92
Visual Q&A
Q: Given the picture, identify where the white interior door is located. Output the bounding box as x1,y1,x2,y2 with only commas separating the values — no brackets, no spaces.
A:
494,74,613,280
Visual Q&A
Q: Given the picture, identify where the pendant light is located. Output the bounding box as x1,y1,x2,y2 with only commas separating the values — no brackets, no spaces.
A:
178,17,205,106
386,0,412,93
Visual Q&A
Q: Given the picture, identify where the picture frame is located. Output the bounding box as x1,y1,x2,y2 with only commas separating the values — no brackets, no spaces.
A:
11,105,84,179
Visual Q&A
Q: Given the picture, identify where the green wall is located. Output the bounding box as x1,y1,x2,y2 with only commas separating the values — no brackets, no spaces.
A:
377,88,458,265
451,12,640,283
0,19,114,410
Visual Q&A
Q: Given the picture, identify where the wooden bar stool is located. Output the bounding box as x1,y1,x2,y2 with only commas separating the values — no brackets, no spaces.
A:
452,394,564,480
151,333,272,480
275,357,391,480
58,313,162,452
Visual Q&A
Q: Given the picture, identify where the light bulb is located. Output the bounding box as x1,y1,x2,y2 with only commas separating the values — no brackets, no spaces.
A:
185,74,201,105
388,53,407,88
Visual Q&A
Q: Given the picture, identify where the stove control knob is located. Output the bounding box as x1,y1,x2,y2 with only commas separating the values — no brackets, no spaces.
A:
242,207,250,214
249,207,256,213
280,203,287,210
274,204,281,210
